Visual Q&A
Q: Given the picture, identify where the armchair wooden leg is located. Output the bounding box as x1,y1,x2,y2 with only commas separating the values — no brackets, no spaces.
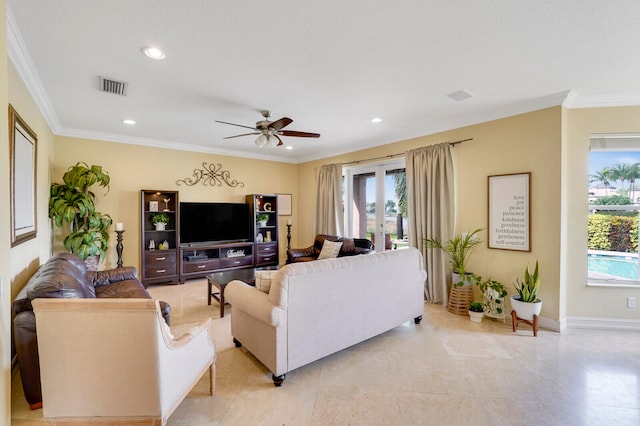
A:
209,363,215,395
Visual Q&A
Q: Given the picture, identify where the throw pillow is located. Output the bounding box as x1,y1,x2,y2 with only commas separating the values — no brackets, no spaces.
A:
318,240,343,260
255,270,278,293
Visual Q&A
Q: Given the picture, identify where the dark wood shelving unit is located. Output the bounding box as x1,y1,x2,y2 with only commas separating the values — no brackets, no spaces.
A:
246,194,279,267
140,190,180,285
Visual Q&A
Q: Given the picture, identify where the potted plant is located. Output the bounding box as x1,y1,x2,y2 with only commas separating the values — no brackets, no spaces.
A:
477,278,508,319
468,301,484,322
152,213,170,231
424,228,483,286
49,162,112,270
511,261,542,320
256,213,269,227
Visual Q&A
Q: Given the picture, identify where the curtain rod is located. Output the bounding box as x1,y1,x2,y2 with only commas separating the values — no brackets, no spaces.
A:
341,138,473,166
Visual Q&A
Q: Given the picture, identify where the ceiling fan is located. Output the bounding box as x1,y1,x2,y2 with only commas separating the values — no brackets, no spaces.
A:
215,110,320,148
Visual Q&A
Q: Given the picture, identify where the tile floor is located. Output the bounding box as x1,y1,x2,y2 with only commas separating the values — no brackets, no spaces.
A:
11,278,640,425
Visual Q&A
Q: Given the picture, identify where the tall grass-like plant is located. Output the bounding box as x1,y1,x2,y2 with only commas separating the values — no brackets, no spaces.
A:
424,228,483,275
514,261,540,303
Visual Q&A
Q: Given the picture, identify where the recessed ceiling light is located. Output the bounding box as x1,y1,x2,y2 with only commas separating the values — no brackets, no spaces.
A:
142,46,165,59
122,119,136,125
285,146,294,150
371,117,383,123
447,90,473,101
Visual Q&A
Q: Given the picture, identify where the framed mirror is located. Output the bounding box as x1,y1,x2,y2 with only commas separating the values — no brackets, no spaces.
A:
9,104,38,246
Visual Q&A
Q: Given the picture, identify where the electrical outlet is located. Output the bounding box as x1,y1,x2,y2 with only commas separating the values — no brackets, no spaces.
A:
628,297,636,308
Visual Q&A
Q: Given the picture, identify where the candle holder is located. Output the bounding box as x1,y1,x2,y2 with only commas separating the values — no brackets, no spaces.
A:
286,224,292,250
115,230,125,268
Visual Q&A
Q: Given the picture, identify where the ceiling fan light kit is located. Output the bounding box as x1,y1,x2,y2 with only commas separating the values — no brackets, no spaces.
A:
216,110,320,149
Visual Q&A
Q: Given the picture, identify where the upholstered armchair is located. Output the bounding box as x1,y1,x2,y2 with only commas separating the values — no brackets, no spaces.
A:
286,234,374,263
32,298,215,424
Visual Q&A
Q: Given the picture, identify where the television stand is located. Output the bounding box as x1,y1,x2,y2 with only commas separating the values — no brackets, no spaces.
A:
179,241,254,283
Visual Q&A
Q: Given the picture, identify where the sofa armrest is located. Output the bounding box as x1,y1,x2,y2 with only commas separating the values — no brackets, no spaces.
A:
225,280,285,327
286,246,316,263
89,266,139,287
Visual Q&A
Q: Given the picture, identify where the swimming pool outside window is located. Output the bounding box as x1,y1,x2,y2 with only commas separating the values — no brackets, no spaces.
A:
589,135,640,287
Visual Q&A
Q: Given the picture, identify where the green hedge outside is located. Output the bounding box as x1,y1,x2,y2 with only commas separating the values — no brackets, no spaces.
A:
588,213,639,253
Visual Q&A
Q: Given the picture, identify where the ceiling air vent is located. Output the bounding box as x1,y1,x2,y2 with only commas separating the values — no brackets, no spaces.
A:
99,77,128,96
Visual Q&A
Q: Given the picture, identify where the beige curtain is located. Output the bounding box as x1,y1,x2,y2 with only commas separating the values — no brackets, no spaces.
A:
314,164,344,236
406,143,454,303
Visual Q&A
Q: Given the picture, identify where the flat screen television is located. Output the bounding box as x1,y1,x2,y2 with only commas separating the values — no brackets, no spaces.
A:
179,202,251,246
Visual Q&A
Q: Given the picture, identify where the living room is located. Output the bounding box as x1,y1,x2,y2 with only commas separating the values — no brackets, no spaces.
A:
2,1,640,424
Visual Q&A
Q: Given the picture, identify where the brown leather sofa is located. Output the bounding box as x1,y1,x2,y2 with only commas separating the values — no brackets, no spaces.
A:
12,252,171,410
286,234,374,263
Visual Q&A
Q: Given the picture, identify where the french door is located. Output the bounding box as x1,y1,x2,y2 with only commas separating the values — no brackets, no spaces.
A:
343,160,407,251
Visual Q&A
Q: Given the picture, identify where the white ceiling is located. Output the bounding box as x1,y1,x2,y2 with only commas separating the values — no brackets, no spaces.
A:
7,1,640,163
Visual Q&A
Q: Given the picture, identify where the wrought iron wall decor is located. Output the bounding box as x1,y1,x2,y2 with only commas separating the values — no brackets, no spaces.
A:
176,162,245,188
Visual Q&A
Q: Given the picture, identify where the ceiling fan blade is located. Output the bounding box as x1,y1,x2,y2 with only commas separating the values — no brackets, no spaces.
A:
269,117,293,131
223,132,261,139
215,120,259,131
280,130,321,138
274,135,284,146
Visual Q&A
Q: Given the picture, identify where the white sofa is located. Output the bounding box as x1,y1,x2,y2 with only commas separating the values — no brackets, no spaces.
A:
225,247,426,386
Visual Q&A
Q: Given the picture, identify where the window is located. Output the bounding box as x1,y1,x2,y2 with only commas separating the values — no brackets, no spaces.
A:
343,160,408,250
588,135,640,287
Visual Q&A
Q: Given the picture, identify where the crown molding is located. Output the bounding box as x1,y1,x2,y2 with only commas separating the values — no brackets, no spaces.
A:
6,5,61,133
56,127,297,163
564,90,640,108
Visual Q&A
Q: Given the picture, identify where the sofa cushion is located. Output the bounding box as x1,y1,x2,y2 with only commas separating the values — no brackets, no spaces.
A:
95,280,151,299
26,253,95,300
255,270,278,293
318,240,343,259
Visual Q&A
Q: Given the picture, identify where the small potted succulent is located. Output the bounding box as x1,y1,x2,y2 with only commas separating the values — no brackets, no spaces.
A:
152,212,170,231
468,301,484,322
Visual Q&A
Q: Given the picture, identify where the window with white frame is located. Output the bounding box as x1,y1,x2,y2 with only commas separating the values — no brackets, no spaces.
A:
588,135,640,287
343,159,408,250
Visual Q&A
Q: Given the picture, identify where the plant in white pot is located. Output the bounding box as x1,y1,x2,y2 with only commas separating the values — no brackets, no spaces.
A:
424,228,483,286
511,261,542,335
477,278,508,320
468,301,484,323
256,213,269,227
152,213,170,231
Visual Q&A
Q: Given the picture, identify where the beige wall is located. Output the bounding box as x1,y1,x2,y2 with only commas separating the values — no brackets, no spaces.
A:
53,137,299,270
1,0,11,421
298,107,563,322
8,62,55,298
3,32,56,421
563,106,640,320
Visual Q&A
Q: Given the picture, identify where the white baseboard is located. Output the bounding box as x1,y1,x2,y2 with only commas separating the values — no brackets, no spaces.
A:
566,316,640,332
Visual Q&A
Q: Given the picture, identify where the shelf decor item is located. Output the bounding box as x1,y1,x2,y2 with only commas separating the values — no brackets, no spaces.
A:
256,213,269,227
152,212,170,231
48,162,112,269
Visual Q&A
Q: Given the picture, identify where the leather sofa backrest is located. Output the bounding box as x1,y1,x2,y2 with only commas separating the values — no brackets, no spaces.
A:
18,254,95,313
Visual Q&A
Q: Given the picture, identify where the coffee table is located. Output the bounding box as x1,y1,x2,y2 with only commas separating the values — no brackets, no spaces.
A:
206,266,278,318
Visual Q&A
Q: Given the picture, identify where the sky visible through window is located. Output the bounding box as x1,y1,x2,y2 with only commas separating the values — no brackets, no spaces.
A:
590,151,640,180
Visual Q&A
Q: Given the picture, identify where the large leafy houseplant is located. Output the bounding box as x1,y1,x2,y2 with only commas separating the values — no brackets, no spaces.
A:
424,228,483,285
49,162,112,262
